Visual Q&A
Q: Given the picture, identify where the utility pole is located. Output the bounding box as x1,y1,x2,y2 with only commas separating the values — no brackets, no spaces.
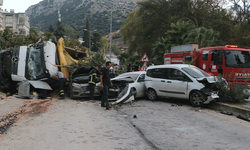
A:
109,0,113,62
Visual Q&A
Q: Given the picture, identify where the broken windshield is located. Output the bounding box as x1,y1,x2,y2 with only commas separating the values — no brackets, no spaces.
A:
225,50,250,68
27,47,45,80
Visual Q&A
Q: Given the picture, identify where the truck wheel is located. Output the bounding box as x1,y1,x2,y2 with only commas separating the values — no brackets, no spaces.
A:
147,89,157,101
189,91,205,107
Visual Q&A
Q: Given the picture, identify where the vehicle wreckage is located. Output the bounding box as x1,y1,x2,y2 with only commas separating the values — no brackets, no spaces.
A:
0,38,87,98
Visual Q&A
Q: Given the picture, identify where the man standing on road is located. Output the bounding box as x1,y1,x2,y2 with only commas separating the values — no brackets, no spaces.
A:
88,65,99,100
56,70,68,99
100,61,113,110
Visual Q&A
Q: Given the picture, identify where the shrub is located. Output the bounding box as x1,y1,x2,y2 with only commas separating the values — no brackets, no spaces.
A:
216,76,246,103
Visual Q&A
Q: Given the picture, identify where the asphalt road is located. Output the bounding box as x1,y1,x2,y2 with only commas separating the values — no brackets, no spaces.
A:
0,97,250,150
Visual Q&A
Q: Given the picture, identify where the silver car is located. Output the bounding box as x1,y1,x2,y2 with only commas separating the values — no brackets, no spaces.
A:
97,71,146,105
145,64,219,107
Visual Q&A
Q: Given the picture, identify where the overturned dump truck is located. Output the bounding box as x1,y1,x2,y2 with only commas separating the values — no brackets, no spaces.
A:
0,38,87,96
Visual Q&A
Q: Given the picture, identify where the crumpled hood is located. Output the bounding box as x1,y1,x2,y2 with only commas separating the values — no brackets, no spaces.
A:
196,76,218,83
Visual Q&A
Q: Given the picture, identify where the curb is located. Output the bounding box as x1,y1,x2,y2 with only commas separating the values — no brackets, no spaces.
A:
208,102,250,118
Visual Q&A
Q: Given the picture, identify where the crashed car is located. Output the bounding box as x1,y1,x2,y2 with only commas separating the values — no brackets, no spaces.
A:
97,71,146,105
145,64,220,107
69,67,100,99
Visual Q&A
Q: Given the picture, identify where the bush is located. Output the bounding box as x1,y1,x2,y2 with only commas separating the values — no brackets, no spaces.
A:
216,76,246,103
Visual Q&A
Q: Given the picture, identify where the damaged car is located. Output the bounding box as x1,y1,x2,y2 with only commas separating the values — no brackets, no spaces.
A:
69,67,100,99
145,64,220,107
97,71,146,105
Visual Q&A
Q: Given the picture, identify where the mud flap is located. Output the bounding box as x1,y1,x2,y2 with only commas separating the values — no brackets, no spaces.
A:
111,84,135,105
18,80,52,98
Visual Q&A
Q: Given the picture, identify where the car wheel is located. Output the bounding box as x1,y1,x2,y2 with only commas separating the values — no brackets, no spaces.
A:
147,89,157,101
189,91,206,107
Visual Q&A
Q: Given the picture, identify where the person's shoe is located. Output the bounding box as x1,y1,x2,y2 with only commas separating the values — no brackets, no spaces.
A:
101,105,105,107
59,97,65,100
106,107,112,110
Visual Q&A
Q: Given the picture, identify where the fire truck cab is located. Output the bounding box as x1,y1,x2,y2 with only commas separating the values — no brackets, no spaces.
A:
164,44,250,98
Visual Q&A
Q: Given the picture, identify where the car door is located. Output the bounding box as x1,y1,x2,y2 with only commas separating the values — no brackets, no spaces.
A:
146,68,168,97
134,73,145,97
165,68,188,99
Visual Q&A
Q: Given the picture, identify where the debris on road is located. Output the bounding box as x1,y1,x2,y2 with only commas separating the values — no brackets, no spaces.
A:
0,97,53,137
236,115,250,122
220,111,233,115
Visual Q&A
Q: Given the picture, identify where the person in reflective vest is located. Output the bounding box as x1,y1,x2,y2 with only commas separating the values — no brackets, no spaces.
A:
88,65,99,100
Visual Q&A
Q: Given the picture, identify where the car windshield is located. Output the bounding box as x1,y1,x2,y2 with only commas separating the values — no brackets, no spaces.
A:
182,67,210,78
117,73,140,81
27,47,44,80
224,50,250,68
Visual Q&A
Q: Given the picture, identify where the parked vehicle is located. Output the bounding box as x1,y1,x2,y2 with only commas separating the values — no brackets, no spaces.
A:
164,44,250,98
97,71,146,105
145,64,220,107
69,67,100,99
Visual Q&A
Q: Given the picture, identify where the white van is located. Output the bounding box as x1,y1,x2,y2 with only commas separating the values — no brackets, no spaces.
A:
145,64,219,107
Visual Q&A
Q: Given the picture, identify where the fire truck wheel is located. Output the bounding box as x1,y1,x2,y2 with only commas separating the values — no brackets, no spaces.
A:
147,89,157,101
189,91,204,107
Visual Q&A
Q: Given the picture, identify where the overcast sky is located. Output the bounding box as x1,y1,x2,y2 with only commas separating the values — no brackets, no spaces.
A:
1,0,42,13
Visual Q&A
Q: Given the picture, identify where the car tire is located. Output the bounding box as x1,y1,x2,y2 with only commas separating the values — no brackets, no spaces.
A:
189,91,206,107
147,89,157,101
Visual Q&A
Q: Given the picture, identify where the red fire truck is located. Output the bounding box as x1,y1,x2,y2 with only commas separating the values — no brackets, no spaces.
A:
164,44,250,97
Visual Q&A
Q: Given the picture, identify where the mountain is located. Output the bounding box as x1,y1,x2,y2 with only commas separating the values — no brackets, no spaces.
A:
25,0,139,36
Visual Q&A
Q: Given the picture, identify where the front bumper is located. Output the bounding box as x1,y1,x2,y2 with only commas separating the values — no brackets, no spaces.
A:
203,92,219,104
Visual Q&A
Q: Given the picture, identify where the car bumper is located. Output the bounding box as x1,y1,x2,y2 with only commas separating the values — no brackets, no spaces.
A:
203,93,219,104
70,83,99,98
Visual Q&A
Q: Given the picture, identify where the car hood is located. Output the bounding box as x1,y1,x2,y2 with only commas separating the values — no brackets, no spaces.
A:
196,76,218,83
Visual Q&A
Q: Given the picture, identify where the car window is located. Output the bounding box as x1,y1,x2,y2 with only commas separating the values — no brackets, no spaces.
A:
182,66,210,78
168,69,185,80
146,68,167,79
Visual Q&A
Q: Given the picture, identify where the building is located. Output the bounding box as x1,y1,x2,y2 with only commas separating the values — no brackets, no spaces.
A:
0,0,3,6
0,9,30,35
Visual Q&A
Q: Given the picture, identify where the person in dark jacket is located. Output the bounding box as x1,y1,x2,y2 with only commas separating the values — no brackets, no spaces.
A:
100,61,113,110
88,65,99,100
133,62,140,71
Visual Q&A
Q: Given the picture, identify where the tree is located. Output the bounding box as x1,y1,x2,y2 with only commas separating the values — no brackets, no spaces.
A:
83,18,90,48
48,24,55,33
64,24,79,39
54,20,65,40
91,32,102,52
43,31,55,41
120,0,235,61
99,37,109,53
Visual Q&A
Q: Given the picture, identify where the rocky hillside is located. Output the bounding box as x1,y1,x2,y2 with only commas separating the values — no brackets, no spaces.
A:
26,0,139,36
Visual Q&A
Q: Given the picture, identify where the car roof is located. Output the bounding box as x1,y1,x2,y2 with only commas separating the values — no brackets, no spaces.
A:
119,71,145,75
147,64,195,70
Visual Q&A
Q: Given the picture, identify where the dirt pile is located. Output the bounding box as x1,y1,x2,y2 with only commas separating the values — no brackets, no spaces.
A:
0,98,53,138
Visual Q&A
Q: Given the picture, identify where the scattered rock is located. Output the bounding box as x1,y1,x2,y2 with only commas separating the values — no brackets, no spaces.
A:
133,115,137,119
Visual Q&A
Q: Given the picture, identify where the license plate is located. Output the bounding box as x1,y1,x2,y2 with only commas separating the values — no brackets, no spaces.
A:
85,91,90,93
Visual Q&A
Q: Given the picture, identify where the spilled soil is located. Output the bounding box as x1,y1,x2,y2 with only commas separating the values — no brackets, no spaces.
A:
0,97,53,139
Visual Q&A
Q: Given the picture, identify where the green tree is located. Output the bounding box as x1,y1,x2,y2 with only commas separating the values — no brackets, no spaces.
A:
64,24,79,39
83,18,90,48
43,31,55,41
48,24,55,33
54,20,65,40
91,32,102,52
185,27,221,47
99,37,109,53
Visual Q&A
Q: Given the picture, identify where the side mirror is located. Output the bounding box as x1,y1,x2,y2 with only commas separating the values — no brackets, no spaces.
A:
138,77,145,82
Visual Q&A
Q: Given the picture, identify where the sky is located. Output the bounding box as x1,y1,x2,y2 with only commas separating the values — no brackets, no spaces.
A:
1,0,42,13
